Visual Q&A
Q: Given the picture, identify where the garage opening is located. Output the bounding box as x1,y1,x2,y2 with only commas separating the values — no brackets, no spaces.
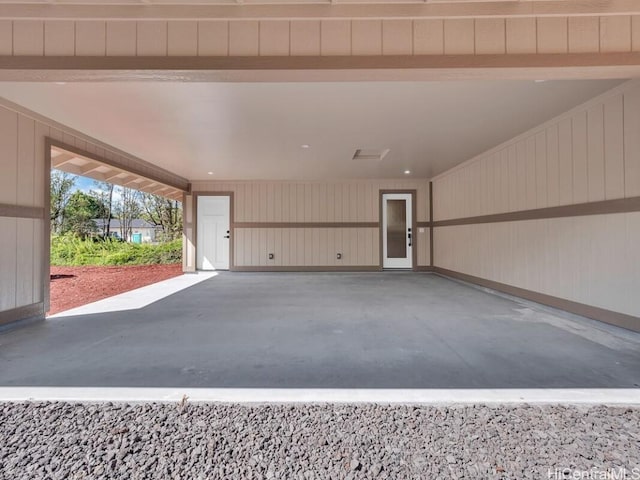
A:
48,142,187,316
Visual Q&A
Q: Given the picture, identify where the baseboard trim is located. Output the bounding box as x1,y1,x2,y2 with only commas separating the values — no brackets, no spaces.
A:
0,302,45,328
415,266,435,272
230,266,382,272
432,267,640,333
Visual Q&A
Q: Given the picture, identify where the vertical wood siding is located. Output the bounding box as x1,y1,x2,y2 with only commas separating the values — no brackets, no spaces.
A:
1,16,638,58
433,81,640,221
190,179,430,268
431,80,640,318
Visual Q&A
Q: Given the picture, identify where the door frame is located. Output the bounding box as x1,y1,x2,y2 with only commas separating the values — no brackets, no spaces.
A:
379,189,417,271
193,191,234,271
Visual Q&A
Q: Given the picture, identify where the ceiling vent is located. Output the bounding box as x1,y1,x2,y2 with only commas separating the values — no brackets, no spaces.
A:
352,148,390,161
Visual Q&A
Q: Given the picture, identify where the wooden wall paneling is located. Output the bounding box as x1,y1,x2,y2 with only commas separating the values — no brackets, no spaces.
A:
0,20,12,55
633,16,640,52
382,20,412,56
475,18,505,55
546,124,561,206
321,20,351,56
507,145,518,212
413,19,443,55
0,108,18,205
259,21,289,56
558,117,574,206
290,20,320,56
624,85,640,197
0,217,17,311
13,20,43,56
443,19,474,55
568,17,599,53
137,21,167,56
572,111,588,204
16,115,35,207
537,17,568,54
44,21,75,56
32,219,43,303
106,21,136,56
229,21,259,56
16,218,34,307
603,94,626,199
627,213,640,314
587,103,606,202
506,17,536,54
525,137,536,209
600,16,631,53
75,21,106,56
516,141,527,211
534,131,548,208
168,21,198,56
198,21,228,56
352,20,382,56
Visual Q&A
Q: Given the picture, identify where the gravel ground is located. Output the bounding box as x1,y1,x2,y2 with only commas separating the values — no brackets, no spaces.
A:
1,402,639,480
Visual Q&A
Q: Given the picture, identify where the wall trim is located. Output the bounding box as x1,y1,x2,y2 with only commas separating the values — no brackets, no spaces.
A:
231,266,382,272
432,267,640,333
433,196,640,227
233,222,379,228
0,203,44,219
0,303,45,327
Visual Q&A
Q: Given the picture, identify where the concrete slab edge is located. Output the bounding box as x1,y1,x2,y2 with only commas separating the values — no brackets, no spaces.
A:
0,388,639,405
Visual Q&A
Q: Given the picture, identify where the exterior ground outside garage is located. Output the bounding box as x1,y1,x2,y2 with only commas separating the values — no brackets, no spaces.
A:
1,402,638,479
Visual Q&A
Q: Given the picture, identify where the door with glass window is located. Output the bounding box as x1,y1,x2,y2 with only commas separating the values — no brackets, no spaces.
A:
382,193,413,269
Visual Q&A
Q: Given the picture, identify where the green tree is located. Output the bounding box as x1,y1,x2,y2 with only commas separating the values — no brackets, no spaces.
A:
63,191,105,238
91,181,115,238
140,192,182,242
50,170,76,234
114,187,141,241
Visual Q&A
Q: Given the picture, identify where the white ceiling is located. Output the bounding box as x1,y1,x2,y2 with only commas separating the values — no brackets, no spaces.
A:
0,79,623,181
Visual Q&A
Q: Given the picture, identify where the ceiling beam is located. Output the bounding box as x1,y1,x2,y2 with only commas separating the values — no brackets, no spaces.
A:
79,162,106,176
51,152,78,168
0,0,638,19
7,53,640,83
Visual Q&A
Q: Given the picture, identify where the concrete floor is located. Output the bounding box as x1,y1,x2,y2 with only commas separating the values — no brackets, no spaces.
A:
1,272,640,388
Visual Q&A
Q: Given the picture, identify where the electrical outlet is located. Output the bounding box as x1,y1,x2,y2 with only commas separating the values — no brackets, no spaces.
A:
337,253,342,260
268,253,274,260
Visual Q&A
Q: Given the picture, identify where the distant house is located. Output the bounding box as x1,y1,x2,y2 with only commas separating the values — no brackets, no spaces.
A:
94,219,161,244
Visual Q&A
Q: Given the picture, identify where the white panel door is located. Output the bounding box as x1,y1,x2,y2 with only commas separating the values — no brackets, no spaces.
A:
382,193,413,269
197,195,230,270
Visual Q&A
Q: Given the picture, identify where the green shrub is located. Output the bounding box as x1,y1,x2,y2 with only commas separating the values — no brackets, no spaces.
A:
51,234,182,266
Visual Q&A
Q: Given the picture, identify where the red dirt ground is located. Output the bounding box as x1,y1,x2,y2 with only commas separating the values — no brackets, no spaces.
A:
49,264,183,316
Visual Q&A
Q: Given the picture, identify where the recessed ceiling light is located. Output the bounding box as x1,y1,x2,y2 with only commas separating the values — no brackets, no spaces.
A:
301,144,310,149
404,170,411,175
207,171,214,175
